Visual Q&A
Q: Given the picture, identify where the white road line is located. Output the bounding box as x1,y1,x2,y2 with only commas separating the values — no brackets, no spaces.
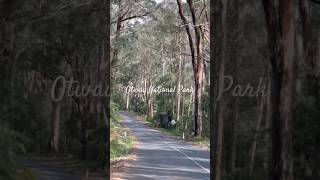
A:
148,131,210,174
123,114,210,174
162,140,210,174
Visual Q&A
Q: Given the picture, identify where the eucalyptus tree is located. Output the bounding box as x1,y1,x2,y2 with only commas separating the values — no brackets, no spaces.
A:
176,0,210,137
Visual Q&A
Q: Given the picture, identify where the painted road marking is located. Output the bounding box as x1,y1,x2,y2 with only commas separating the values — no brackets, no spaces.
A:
122,113,210,174
147,130,210,174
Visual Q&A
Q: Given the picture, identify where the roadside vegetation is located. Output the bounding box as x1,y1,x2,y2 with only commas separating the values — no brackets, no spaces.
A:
110,102,135,161
130,112,209,149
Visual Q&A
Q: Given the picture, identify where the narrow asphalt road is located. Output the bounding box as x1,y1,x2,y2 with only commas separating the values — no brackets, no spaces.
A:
119,112,210,180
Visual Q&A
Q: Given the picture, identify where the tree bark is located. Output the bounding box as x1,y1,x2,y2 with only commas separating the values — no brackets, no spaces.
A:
145,78,153,118
230,95,238,175
214,0,228,179
52,100,61,153
176,0,204,136
187,93,193,117
175,33,182,122
51,76,63,154
263,0,295,179
187,0,204,137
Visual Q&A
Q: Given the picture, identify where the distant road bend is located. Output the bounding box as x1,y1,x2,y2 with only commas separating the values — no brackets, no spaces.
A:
119,112,210,180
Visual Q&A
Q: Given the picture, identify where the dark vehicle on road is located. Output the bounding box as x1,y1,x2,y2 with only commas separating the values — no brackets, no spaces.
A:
155,112,176,129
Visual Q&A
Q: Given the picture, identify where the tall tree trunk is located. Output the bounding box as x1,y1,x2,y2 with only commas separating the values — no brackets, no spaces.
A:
176,0,204,137
230,97,238,175
187,93,193,117
180,42,186,122
176,34,183,121
51,77,63,154
102,9,110,169
52,100,61,153
230,11,240,172
263,0,295,180
187,0,204,137
249,96,265,176
264,74,272,180
214,0,228,179
214,53,226,180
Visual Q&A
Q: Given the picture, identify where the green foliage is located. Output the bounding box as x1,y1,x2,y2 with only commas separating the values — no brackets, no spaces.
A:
110,127,134,160
154,74,176,113
110,107,134,160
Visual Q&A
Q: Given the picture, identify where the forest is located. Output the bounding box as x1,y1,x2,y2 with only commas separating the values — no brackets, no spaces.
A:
112,0,320,179
110,0,210,139
0,0,319,180
211,0,320,180
0,0,109,179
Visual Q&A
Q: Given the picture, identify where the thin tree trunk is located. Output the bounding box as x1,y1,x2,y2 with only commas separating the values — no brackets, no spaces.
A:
176,33,182,121
52,100,61,153
249,96,265,176
230,97,238,175
51,78,63,154
102,14,110,169
214,0,228,179
214,55,226,180
145,78,153,118
264,74,272,180
187,93,193,116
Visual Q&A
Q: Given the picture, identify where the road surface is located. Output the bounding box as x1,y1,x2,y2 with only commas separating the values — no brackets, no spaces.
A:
119,112,210,180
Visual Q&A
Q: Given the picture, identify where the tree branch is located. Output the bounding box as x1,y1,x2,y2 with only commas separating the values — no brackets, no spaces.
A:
176,0,197,73
111,12,151,24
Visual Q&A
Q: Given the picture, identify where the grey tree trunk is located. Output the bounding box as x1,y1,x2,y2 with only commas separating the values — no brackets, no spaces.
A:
176,33,182,122
214,0,228,179
52,100,61,153
230,98,238,175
